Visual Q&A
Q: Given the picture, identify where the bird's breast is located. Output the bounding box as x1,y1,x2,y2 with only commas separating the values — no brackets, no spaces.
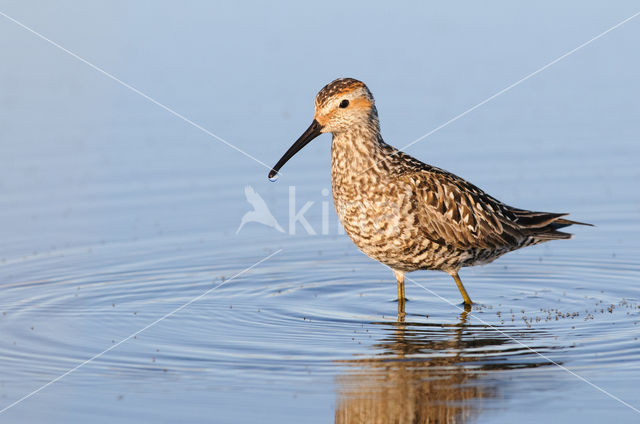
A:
331,163,428,265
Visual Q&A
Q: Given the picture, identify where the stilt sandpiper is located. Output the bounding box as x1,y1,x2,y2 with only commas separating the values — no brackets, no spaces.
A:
269,78,590,316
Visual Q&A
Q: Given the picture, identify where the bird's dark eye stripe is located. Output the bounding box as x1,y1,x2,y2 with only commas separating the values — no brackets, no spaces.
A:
339,99,349,108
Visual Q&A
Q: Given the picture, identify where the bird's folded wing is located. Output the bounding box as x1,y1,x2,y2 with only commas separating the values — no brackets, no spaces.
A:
407,171,523,250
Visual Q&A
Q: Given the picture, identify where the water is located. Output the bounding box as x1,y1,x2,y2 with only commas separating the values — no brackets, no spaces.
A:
1,1,640,423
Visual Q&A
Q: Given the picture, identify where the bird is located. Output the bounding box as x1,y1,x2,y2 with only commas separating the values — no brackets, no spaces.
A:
268,78,590,315
236,185,285,234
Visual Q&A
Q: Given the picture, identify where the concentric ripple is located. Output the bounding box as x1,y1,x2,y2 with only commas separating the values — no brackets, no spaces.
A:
2,231,639,401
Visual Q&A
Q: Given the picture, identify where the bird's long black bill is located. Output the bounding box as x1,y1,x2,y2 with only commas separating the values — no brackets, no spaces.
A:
268,119,323,180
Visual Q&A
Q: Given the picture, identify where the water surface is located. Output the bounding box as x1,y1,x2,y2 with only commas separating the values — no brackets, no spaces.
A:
1,1,640,423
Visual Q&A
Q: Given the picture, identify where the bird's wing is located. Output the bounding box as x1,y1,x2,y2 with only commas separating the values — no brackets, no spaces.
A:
406,169,525,250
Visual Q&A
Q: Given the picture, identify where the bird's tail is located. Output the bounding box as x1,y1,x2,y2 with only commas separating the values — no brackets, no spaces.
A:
510,210,593,243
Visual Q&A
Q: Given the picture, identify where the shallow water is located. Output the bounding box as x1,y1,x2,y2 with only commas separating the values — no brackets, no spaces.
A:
1,1,640,423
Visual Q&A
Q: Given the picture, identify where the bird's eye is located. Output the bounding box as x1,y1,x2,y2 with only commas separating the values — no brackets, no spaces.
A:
339,99,349,108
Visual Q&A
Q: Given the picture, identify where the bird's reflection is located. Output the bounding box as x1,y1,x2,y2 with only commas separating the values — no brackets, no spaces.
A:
335,309,552,423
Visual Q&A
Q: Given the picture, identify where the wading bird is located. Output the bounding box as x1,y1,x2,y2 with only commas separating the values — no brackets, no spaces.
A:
269,78,590,316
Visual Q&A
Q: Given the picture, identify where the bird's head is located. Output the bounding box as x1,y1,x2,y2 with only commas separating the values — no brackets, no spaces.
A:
268,78,378,180
313,78,377,133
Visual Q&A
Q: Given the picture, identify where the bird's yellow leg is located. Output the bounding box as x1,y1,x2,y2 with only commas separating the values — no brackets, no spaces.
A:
393,270,406,321
451,272,473,305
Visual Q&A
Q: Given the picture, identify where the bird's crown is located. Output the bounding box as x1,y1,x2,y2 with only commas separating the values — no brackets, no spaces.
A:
315,78,372,108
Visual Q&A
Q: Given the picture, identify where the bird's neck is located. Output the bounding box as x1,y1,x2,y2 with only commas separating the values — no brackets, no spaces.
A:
330,119,394,186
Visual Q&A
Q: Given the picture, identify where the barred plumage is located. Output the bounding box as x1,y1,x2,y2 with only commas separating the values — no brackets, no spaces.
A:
269,78,591,315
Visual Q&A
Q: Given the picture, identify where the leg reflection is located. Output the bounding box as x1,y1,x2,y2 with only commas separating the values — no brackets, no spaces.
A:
336,306,542,423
